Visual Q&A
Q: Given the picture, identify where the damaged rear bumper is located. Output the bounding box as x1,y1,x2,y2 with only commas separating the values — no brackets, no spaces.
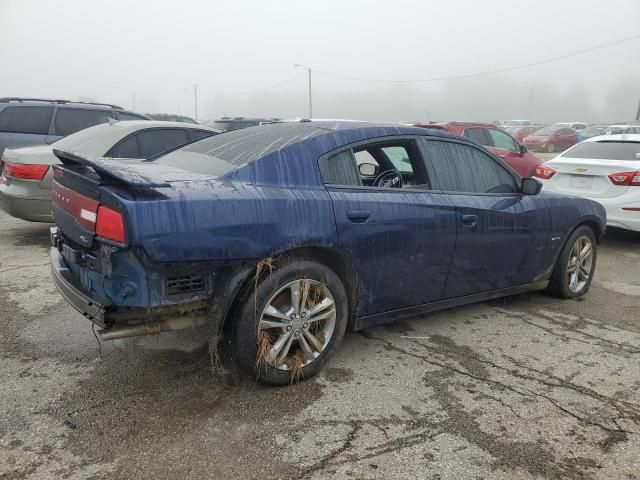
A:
50,246,107,327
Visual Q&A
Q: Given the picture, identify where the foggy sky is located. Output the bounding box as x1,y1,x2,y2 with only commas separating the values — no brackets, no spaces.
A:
1,0,639,122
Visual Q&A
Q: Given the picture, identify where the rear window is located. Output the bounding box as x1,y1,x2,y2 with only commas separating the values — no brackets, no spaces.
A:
563,141,640,161
0,105,53,134
152,123,323,177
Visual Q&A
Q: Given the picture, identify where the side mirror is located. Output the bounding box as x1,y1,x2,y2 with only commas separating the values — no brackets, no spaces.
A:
519,144,527,154
358,162,377,176
522,177,542,195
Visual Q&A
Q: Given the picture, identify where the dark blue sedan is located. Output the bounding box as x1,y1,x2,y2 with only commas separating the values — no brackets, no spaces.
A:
49,122,606,385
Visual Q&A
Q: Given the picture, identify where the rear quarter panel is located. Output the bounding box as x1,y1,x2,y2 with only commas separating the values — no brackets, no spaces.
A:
123,181,339,263
538,193,606,275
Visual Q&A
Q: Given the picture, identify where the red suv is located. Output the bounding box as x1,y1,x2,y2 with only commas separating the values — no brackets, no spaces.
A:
414,122,543,177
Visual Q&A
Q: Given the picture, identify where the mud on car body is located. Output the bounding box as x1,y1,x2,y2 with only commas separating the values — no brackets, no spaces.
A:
50,122,606,385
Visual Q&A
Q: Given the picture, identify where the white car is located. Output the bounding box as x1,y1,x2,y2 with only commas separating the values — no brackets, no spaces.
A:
604,125,640,135
0,120,220,222
537,134,640,232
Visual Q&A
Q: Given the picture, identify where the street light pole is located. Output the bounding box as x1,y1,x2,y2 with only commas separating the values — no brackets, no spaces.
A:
194,84,198,120
294,64,313,118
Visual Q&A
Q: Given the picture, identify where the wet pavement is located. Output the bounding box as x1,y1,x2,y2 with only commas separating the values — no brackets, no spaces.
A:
1,210,639,479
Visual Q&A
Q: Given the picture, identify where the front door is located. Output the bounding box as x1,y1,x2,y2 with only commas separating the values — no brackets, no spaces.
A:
318,138,457,317
421,138,550,299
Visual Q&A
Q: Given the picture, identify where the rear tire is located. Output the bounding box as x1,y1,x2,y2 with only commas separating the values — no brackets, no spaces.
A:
231,258,348,385
547,225,597,298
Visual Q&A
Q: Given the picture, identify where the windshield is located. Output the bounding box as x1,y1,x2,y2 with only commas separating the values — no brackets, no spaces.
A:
534,127,557,136
584,126,605,135
563,141,640,160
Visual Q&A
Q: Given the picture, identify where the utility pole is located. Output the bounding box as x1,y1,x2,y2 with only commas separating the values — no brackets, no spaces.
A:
132,92,136,111
527,87,534,119
294,64,313,118
636,98,640,121
194,84,198,120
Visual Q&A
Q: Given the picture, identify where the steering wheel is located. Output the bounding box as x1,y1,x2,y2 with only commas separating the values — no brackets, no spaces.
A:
373,169,403,188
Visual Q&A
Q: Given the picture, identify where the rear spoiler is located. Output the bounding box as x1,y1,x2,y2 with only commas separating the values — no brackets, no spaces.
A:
53,149,208,188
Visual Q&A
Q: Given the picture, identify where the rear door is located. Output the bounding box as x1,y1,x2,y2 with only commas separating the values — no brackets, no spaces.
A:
422,138,550,298
319,137,457,316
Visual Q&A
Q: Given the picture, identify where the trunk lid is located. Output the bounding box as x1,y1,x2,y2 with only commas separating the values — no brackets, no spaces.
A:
545,156,638,198
51,149,211,249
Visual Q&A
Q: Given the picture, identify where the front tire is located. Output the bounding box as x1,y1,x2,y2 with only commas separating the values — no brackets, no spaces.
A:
547,226,597,298
232,259,348,385
547,142,556,153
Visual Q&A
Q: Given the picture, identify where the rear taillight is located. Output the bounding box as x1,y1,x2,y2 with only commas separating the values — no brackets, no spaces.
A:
52,180,127,243
3,162,49,180
534,165,556,180
96,205,126,243
608,171,640,186
52,182,99,230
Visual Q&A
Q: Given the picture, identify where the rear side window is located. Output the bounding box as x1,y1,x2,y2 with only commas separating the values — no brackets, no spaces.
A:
108,135,141,158
563,141,640,161
136,129,189,158
463,128,490,146
0,105,53,134
54,108,113,136
319,150,362,186
424,140,518,194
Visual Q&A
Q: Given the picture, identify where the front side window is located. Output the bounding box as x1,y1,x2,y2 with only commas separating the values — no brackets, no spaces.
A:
488,129,518,151
423,140,518,194
319,140,429,189
54,108,113,136
0,105,53,134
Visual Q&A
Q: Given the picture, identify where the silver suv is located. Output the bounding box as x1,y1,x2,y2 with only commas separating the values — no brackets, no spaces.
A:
0,97,149,156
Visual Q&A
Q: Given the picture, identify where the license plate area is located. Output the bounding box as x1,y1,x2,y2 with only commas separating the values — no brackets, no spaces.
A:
569,175,593,188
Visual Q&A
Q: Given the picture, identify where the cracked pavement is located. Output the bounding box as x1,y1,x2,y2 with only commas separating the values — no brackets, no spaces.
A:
1,210,639,479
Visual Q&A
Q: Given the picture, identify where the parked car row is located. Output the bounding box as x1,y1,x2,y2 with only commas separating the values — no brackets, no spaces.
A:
0,103,629,385
0,120,219,221
0,97,149,156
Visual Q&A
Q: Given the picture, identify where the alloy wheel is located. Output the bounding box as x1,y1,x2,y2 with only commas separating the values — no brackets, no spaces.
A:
257,279,336,371
566,235,593,293
547,143,555,153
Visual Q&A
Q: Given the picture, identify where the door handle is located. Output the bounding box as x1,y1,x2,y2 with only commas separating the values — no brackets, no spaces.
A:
347,210,370,223
461,214,478,228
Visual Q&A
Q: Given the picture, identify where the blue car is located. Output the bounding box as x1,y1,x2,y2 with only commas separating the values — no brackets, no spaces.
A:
49,122,606,385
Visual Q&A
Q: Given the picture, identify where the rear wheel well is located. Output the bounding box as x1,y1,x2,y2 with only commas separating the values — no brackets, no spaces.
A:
220,246,359,339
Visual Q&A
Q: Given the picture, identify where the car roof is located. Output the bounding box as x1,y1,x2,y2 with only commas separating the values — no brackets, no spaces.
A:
583,134,640,143
0,97,123,110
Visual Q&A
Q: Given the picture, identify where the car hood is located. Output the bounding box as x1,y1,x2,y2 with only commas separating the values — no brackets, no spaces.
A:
2,144,58,165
